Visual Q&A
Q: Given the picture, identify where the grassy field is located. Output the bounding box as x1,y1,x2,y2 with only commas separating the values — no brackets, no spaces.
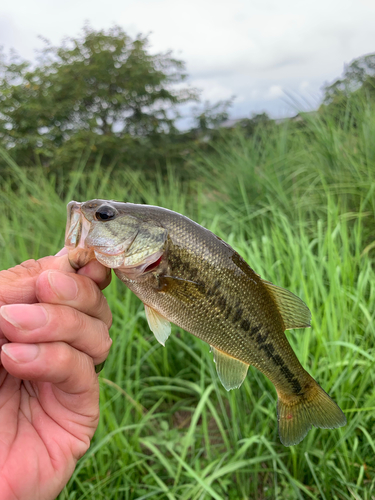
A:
0,99,374,499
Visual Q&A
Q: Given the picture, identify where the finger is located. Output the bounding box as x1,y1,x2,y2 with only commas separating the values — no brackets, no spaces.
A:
0,303,112,365
0,338,8,367
0,341,98,397
35,270,112,328
56,247,111,289
0,254,111,307
0,255,74,306
77,259,112,290
55,247,69,257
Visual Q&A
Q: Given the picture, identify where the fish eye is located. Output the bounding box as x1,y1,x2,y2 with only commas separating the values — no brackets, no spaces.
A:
95,205,117,221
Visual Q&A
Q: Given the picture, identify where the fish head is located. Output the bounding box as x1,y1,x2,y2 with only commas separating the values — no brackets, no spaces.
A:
65,199,167,279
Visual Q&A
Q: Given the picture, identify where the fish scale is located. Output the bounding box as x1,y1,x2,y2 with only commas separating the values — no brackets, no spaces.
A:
151,237,295,387
65,199,347,446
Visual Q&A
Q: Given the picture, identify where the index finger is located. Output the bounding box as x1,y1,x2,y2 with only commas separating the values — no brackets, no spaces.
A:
36,270,112,328
0,255,76,307
0,253,111,307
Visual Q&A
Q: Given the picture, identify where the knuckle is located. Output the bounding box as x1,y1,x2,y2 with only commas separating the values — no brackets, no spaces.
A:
90,322,112,361
19,259,44,275
0,261,43,304
54,343,72,367
71,307,87,335
82,276,101,306
0,259,46,284
83,277,112,326
84,274,99,295
103,303,113,329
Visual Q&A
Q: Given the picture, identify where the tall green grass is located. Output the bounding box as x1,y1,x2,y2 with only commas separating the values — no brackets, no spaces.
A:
0,99,374,499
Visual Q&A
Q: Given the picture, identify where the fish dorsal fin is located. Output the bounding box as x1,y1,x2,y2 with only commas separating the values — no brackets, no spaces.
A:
211,346,249,391
262,280,311,330
144,304,171,346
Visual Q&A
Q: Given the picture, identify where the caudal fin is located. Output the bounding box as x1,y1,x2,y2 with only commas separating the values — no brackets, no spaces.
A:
277,382,347,446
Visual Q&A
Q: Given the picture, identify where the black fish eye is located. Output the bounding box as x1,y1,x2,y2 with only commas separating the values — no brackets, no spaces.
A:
95,205,117,221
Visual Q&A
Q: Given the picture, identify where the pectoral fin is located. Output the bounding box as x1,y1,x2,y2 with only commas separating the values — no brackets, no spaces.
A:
144,304,171,346
157,276,204,302
211,346,249,390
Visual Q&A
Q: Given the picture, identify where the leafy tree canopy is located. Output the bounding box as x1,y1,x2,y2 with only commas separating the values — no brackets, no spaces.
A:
0,25,199,169
323,53,375,104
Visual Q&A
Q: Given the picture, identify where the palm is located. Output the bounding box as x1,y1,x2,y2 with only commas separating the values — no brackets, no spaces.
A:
0,368,99,498
0,255,112,500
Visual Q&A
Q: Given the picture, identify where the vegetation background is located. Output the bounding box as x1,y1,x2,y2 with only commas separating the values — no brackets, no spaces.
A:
0,27,374,499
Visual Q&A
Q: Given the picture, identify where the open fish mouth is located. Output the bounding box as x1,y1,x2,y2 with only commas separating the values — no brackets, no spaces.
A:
64,201,167,277
65,201,97,269
65,201,85,249
65,201,128,269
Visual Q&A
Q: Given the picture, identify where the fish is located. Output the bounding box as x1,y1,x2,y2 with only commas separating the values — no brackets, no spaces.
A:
65,199,347,446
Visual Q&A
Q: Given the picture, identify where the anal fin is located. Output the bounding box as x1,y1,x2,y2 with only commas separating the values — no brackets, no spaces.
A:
211,346,249,391
144,304,171,346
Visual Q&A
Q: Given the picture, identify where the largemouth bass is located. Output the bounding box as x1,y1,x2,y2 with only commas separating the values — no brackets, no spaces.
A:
65,199,346,446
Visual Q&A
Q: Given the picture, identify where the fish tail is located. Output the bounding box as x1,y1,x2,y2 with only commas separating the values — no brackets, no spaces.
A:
277,380,346,446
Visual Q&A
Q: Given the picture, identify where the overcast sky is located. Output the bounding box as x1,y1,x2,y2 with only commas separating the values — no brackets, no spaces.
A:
1,0,374,123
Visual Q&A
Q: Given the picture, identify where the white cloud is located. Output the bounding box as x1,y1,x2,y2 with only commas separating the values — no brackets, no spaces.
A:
267,85,284,99
190,79,234,102
0,0,374,118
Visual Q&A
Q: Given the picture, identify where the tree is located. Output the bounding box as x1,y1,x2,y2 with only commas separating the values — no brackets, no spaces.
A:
323,53,375,104
319,53,375,127
0,26,197,170
192,99,233,132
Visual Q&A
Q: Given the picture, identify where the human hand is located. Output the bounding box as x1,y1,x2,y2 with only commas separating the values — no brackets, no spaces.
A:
0,254,112,500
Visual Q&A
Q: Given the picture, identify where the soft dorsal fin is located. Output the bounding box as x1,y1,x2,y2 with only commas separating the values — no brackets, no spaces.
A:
262,280,311,330
144,304,171,346
211,346,249,391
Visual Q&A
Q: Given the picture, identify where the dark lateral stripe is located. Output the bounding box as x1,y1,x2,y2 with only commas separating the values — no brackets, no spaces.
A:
256,333,267,344
259,342,302,394
250,325,262,336
240,319,250,331
216,295,227,311
261,343,275,358
232,307,243,323
226,306,302,395
273,354,283,366
224,306,232,320
291,378,302,393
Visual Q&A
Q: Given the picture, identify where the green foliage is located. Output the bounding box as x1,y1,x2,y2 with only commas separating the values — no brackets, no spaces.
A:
194,94,375,249
0,91,374,498
320,53,375,126
0,26,198,171
191,99,233,132
236,112,273,137
323,53,375,103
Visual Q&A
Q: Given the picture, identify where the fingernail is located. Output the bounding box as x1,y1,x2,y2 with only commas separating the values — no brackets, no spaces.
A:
48,271,78,300
0,304,48,330
2,343,39,363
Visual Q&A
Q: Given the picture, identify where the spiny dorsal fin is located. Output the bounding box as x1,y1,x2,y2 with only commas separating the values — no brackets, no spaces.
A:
211,346,249,391
144,304,171,346
262,280,311,330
